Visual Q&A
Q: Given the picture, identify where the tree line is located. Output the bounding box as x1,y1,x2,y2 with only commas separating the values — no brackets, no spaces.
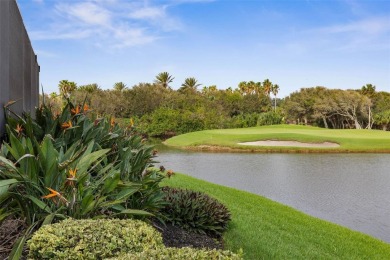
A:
41,73,390,137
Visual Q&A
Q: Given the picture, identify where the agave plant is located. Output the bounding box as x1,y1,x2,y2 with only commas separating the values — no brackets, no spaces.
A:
0,99,166,259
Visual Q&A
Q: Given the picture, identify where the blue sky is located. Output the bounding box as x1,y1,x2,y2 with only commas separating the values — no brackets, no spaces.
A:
18,0,390,97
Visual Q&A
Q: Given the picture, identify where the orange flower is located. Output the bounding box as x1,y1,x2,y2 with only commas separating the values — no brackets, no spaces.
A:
42,187,68,205
71,106,80,115
110,117,115,127
83,104,89,112
68,168,77,179
62,120,73,130
15,124,23,135
65,168,77,187
42,187,60,199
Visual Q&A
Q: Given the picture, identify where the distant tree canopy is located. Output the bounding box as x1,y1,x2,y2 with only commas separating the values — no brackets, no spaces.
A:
42,74,389,137
284,86,389,130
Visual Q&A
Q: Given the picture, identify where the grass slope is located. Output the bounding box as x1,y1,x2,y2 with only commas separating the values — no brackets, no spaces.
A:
165,125,390,152
162,173,390,259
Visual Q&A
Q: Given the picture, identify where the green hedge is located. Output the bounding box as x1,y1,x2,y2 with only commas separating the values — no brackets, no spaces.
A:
28,219,163,259
112,247,243,260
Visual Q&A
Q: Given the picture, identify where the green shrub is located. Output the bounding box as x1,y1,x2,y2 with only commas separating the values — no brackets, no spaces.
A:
257,111,283,126
112,247,243,260
161,187,231,236
0,99,165,258
28,218,163,260
229,113,259,128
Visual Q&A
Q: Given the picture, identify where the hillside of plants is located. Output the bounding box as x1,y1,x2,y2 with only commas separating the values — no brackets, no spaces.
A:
43,73,390,139
0,99,239,259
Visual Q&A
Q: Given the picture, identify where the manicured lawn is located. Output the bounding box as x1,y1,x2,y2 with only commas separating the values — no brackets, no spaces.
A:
162,173,390,259
164,124,390,152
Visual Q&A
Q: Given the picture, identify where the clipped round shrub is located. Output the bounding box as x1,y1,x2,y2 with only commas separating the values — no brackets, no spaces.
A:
28,218,163,260
112,247,243,260
161,187,231,236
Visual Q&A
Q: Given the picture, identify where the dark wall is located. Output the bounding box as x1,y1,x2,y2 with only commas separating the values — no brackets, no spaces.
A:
0,0,39,137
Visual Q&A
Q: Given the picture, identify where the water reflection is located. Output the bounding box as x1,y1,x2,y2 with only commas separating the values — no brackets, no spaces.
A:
155,144,390,243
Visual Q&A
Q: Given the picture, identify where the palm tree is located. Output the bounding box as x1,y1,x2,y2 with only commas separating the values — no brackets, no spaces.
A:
154,72,174,88
361,84,376,97
79,83,100,93
238,81,248,95
271,84,280,112
181,77,201,90
262,79,272,97
58,80,77,97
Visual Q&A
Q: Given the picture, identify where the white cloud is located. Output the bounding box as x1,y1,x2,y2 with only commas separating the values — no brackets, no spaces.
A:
298,17,390,53
29,0,187,49
317,17,390,35
129,6,166,20
30,29,94,40
57,2,112,26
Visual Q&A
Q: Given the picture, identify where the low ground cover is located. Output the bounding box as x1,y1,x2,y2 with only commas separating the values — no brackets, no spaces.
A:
165,124,390,152
28,218,242,260
162,173,390,259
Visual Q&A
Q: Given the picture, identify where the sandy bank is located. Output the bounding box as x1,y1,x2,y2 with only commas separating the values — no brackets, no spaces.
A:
238,140,340,148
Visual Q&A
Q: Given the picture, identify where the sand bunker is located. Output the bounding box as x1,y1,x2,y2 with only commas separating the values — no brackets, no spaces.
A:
238,140,340,148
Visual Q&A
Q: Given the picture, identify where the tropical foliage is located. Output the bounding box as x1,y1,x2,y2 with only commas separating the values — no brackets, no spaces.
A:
42,74,389,139
161,187,231,236
0,98,165,258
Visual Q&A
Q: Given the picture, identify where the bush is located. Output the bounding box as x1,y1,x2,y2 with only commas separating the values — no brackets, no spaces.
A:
112,247,243,260
28,218,163,260
0,99,165,258
161,187,231,236
257,111,283,126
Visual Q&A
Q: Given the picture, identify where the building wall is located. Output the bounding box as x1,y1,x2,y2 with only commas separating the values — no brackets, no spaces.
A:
0,0,39,138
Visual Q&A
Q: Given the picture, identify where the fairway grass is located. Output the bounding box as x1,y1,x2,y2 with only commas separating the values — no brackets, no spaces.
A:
165,125,390,152
162,173,390,259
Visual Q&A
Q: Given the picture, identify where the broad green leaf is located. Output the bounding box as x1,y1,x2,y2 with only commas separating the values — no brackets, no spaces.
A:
0,156,19,172
8,132,25,160
42,213,56,225
9,235,27,260
115,186,139,200
26,195,53,214
81,193,94,211
99,199,125,208
14,154,34,165
0,179,18,188
76,147,110,174
119,209,154,216
38,135,59,187
102,172,120,194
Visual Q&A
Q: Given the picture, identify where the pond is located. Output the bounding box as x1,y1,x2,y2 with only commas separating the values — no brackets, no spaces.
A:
155,144,390,243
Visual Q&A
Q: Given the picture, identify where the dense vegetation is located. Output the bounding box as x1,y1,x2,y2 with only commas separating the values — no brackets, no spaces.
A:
0,99,168,257
42,74,390,138
0,98,239,259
